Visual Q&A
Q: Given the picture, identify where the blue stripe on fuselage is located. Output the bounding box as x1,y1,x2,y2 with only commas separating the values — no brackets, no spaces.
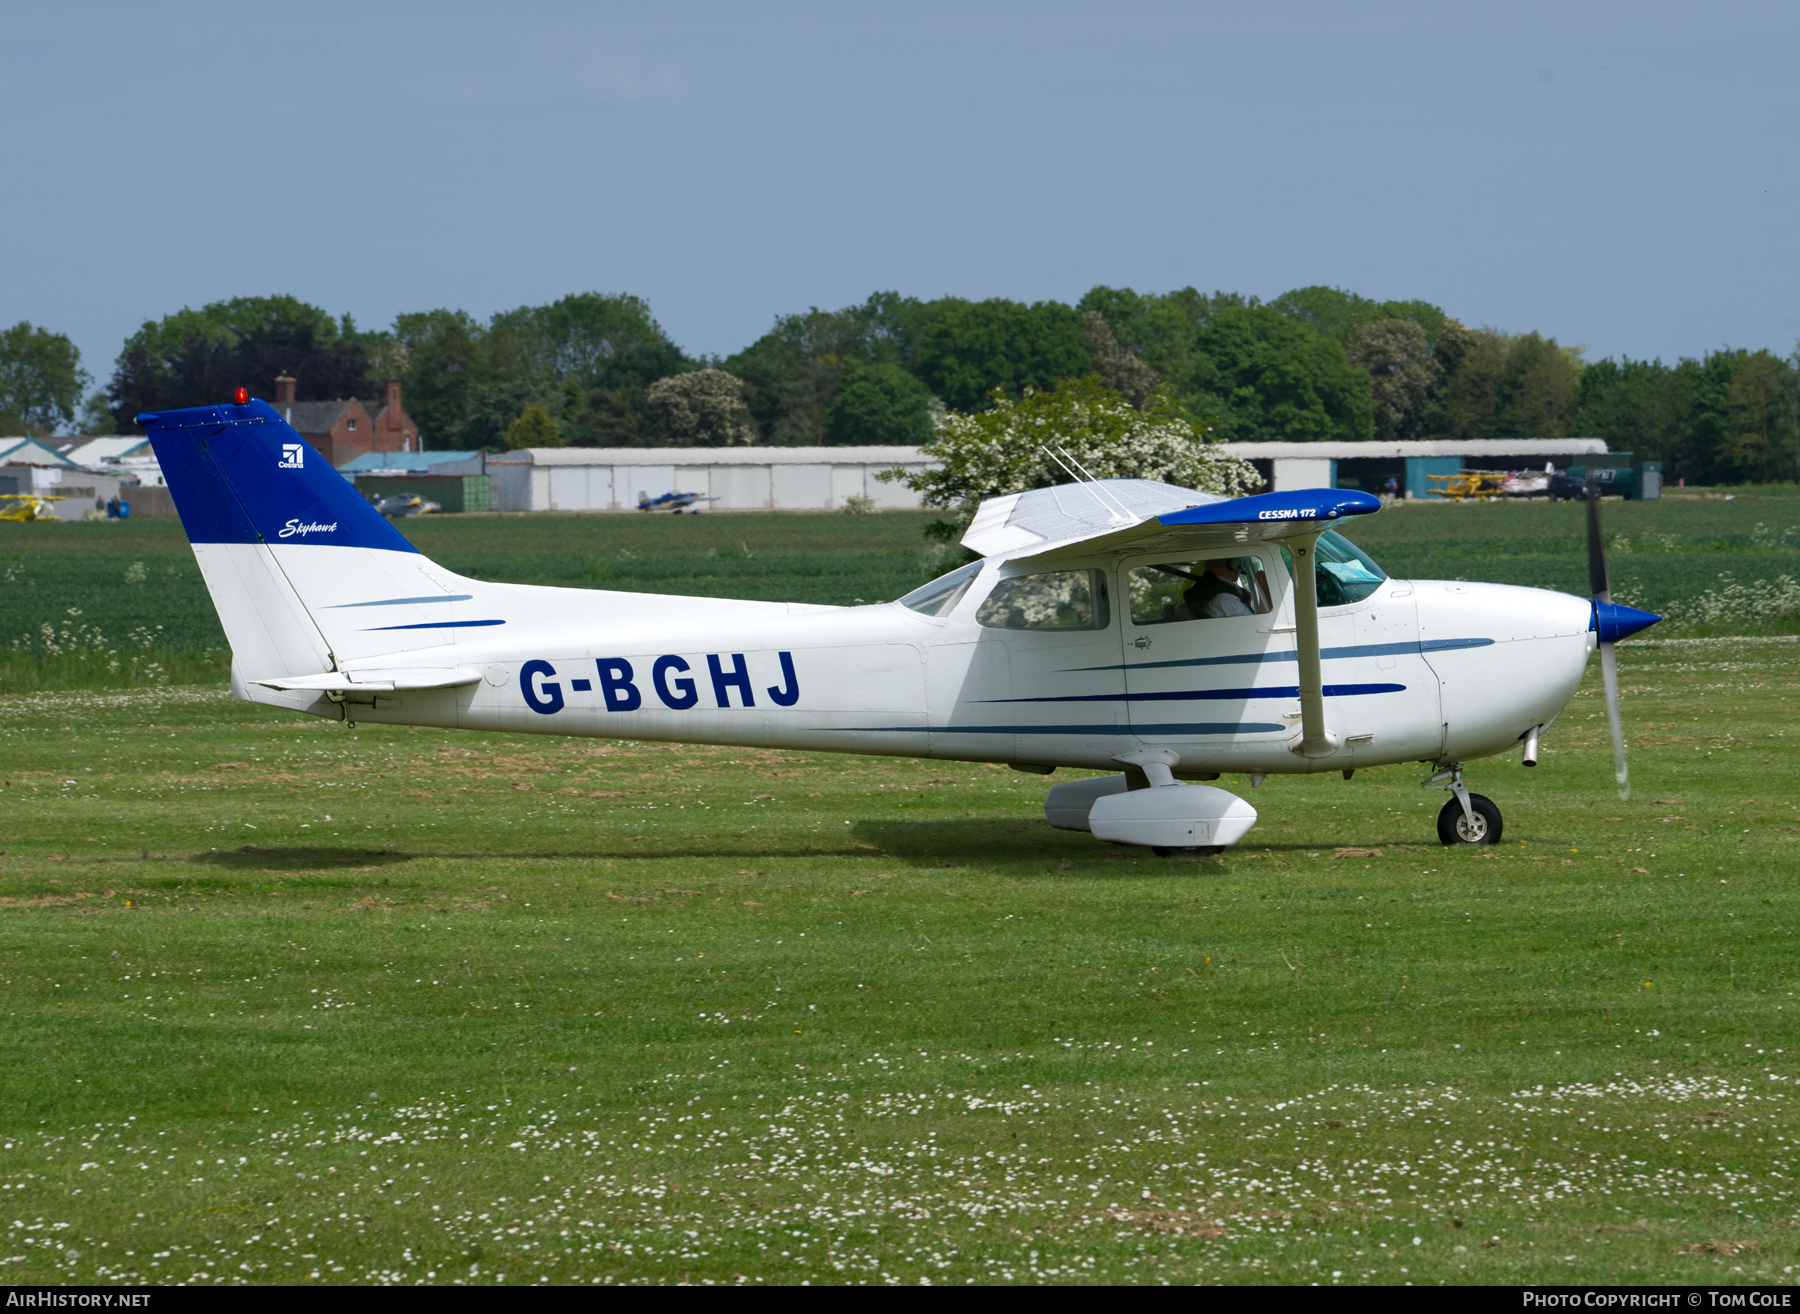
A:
981,682,1405,705
1063,636,1493,673
326,595,474,608
836,721,1288,736
362,619,506,631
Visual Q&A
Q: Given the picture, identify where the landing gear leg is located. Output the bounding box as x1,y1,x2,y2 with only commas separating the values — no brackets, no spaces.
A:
1424,763,1503,845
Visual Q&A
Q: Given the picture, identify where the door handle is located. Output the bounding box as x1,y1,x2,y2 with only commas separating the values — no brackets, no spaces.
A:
1133,636,1152,649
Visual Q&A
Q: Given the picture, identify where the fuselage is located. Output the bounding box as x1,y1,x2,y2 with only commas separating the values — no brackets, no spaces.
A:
263,543,1594,776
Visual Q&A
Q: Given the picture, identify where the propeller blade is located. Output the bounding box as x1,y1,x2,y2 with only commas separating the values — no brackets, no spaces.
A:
1598,639,1630,800
1585,480,1610,600
1585,474,1630,799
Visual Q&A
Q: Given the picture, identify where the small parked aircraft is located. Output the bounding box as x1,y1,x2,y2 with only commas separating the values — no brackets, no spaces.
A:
637,489,718,514
0,492,65,522
139,395,1660,853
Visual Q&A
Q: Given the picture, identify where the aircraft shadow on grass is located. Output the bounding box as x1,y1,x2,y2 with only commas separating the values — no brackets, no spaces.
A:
189,845,416,872
177,825,1457,876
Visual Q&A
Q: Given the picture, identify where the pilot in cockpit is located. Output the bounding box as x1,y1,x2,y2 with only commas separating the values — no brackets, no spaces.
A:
1136,556,1272,624
1183,558,1258,618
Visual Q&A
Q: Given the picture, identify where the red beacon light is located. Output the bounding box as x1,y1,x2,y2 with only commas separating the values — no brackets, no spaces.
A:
233,387,249,405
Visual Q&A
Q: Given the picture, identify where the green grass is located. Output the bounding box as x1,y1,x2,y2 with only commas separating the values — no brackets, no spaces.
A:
5,490,1796,694
0,635,1796,1285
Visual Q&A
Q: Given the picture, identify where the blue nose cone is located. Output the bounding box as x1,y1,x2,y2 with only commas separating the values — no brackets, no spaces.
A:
1592,600,1661,644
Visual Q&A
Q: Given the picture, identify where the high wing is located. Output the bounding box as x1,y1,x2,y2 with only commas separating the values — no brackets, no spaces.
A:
962,480,1383,758
961,480,1380,563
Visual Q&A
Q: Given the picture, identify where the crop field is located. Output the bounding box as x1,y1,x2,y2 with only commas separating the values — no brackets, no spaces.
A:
2,485,1796,694
0,627,1796,1285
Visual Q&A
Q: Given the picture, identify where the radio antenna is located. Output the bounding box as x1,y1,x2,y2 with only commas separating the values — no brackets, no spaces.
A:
1042,446,1116,523
1045,443,1139,525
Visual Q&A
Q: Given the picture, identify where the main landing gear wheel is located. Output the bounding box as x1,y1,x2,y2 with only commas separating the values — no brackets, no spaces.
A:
1437,794,1503,845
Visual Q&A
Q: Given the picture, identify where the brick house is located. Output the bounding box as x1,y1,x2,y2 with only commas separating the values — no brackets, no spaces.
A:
273,375,419,468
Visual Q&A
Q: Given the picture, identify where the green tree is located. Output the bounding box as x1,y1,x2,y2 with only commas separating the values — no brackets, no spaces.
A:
1428,325,1583,439
1680,349,1800,485
107,296,380,432
1574,356,1700,473
1190,305,1374,442
1077,285,1243,401
1080,311,1159,408
506,402,564,450
486,292,685,389
0,322,88,435
726,308,862,445
392,294,690,449
1079,285,1450,439
1496,332,1583,435
913,299,1090,411
455,380,564,450
391,309,490,445
77,392,117,436
723,293,938,445
825,360,936,445
1347,318,1439,441
1268,285,1447,345
882,376,1258,543
1713,350,1798,483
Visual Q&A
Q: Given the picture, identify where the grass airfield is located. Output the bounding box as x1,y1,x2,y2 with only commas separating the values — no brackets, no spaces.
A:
0,634,1797,1285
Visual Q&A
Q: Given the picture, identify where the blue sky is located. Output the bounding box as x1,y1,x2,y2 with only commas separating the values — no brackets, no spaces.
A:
5,1,1797,385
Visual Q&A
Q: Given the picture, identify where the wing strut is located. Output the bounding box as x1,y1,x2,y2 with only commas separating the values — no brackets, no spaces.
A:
1288,531,1341,758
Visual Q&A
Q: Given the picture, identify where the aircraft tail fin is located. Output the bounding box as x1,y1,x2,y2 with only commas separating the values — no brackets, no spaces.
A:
140,399,474,698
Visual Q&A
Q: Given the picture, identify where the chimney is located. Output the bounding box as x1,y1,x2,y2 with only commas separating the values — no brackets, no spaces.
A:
383,378,402,451
274,375,297,405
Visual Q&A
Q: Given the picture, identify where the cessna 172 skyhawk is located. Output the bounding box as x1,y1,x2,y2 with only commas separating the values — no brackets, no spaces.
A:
141,396,1661,853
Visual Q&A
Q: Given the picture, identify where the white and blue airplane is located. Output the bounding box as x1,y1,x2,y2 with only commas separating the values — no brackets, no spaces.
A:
637,489,718,513
141,395,1661,854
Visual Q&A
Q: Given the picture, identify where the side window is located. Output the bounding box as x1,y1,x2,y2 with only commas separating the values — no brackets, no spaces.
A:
1128,556,1273,626
977,569,1110,631
897,560,982,617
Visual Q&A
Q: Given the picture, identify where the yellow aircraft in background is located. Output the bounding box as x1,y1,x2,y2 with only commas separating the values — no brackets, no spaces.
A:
0,493,64,522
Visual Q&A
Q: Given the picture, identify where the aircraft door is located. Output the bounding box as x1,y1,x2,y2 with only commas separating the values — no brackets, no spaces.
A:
1118,547,1294,765
1344,583,1444,764
927,565,1125,763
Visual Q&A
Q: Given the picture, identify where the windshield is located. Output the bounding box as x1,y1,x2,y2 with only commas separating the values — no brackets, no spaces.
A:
1280,530,1387,607
897,560,983,617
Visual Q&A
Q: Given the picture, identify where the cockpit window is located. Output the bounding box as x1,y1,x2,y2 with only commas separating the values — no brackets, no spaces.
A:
977,569,1110,631
897,560,982,617
1129,556,1273,626
1279,530,1387,607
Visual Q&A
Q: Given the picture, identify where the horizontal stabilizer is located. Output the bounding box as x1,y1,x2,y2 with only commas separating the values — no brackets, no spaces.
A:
252,667,482,693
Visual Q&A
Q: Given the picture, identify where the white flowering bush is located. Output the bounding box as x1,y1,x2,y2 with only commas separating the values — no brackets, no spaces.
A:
645,369,758,447
1660,573,1800,633
879,377,1259,543
5,607,171,687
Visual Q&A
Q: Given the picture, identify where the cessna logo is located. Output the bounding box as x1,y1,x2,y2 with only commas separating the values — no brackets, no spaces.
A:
279,519,337,538
279,443,305,469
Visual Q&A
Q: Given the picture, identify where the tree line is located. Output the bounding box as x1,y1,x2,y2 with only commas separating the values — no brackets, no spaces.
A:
2,286,1796,483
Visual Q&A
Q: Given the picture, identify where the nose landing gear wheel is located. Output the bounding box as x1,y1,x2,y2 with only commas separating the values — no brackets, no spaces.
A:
1437,794,1503,845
